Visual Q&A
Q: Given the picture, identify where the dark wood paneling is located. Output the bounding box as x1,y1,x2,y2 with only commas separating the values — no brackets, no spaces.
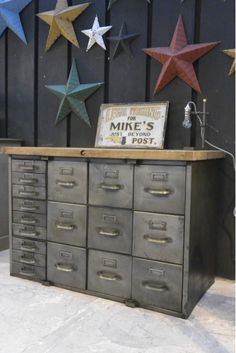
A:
70,0,106,147
37,0,68,147
108,0,148,103
197,0,235,278
149,0,196,149
0,34,6,137
7,0,36,145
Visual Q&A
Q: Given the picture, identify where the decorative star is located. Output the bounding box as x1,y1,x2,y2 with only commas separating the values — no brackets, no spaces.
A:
81,15,112,51
0,0,32,44
37,0,90,51
223,49,235,75
143,16,219,94
45,59,103,127
108,0,151,11
107,22,139,59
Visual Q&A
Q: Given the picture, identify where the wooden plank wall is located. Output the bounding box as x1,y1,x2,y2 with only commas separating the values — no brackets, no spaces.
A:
0,0,235,278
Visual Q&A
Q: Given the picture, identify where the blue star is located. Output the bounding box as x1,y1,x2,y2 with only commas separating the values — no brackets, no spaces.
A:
0,0,32,44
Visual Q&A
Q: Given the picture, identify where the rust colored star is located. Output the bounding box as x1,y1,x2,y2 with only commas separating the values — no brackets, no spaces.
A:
143,16,220,94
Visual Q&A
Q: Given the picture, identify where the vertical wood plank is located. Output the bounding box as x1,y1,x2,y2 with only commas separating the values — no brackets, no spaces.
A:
149,0,196,148
108,0,148,103
0,34,6,137
7,0,35,145
37,0,68,147
70,0,106,147
197,0,235,278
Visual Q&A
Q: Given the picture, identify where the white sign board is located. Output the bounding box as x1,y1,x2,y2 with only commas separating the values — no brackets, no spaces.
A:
95,102,169,149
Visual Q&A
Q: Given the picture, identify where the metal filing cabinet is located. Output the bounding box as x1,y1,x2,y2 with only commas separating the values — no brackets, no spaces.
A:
8,151,220,318
10,158,47,281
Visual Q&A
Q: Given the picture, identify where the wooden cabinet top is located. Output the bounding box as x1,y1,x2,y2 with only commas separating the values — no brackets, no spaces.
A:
2,147,224,161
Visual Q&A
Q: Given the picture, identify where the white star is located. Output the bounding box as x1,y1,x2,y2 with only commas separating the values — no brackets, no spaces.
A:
81,15,112,51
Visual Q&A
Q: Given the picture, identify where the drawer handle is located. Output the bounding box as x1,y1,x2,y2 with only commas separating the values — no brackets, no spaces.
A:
19,268,35,277
144,234,172,244
142,281,168,292
20,256,36,265
19,191,39,197
55,263,74,272
145,188,172,196
100,183,123,191
57,181,76,188
19,230,38,237
18,165,36,172
20,217,37,225
56,224,75,231
97,271,121,281
20,245,37,252
98,229,120,237
20,206,39,212
19,178,38,185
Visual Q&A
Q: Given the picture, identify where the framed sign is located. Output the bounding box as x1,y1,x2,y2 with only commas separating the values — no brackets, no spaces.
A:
95,102,169,149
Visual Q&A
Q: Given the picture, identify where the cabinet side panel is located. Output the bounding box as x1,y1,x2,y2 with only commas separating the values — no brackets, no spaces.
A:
183,161,217,317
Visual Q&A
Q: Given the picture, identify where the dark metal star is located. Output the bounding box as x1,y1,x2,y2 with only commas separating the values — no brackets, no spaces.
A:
107,22,140,59
143,16,219,94
108,0,151,11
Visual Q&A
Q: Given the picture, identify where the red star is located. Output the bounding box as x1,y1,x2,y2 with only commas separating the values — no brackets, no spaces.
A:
143,16,220,94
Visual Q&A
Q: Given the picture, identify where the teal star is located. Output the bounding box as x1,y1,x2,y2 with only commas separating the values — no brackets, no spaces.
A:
45,59,103,127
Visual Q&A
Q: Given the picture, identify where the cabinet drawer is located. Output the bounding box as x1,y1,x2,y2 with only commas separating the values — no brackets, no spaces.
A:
47,201,87,247
12,185,46,200
47,242,86,290
88,206,132,254
88,250,132,298
89,163,133,208
133,212,184,264
13,211,46,228
12,249,46,267
12,160,46,174
48,161,87,204
11,262,46,281
134,165,186,214
13,198,46,214
132,258,182,312
12,237,46,254
12,172,46,187
12,224,46,240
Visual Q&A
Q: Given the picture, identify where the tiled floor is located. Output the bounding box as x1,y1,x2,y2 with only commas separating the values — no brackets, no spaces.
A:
0,250,234,353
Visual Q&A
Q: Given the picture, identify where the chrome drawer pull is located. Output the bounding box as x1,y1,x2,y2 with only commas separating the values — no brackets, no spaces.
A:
20,206,39,212
19,230,38,237
19,165,35,172
98,229,120,237
19,178,38,185
142,281,168,292
97,271,121,281
19,268,35,277
20,257,36,265
20,245,36,252
100,183,123,191
55,263,74,272
20,217,37,225
144,234,172,244
57,181,76,188
145,188,172,196
19,191,39,197
56,224,75,231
